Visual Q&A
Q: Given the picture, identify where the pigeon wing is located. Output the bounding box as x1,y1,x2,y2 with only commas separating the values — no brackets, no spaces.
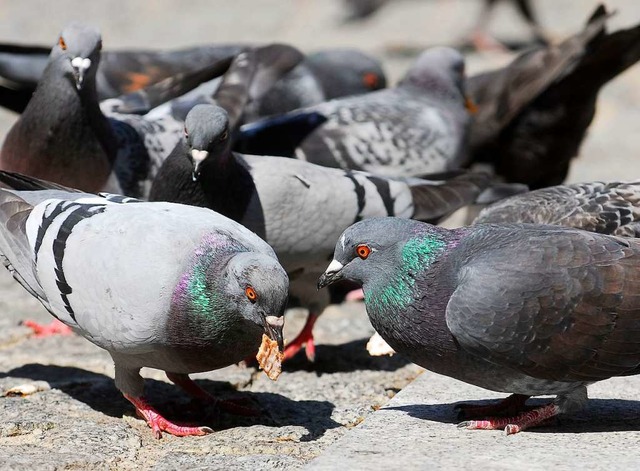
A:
445,225,640,382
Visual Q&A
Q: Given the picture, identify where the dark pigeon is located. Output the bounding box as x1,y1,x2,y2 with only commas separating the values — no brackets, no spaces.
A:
468,5,640,188
236,47,472,178
474,180,640,237
150,103,501,362
0,170,288,438
319,217,640,434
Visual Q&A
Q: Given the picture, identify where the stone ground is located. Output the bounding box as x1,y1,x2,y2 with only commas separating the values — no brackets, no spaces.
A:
0,0,640,469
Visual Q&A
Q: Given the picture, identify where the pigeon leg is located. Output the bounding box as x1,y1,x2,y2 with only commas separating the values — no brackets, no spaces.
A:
165,373,259,417
22,318,73,338
283,312,319,362
455,394,530,419
123,393,213,439
458,403,560,435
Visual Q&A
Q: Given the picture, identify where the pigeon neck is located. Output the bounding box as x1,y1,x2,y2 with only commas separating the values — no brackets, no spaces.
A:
168,234,247,339
364,229,465,356
197,151,258,227
11,61,117,189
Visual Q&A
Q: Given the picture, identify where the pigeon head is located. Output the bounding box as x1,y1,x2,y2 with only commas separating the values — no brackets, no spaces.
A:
51,23,102,91
318,218,451,306
305,49,387,99
184,104,231,181
398,47,467,102
171,235,289,352
223,251,289,350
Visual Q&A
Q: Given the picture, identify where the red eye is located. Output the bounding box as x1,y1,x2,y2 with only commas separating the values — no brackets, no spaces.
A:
362,72,379,89
184,126,189,138
58,37,67,50
245,286,258,303
356,244,371,259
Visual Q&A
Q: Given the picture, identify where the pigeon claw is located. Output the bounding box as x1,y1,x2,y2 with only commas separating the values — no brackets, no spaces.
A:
457,403,560,435
21,319,74,338
125,394,214,439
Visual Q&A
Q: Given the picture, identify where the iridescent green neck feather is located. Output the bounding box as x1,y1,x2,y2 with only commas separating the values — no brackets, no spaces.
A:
366,235,446,311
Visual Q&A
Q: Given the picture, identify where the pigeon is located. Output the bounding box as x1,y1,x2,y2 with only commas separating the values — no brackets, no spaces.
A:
319,217,640,434
0,170,288,438
246,48,386,120
0,41,244,112
149,103,503,361
474,180,640,237
468,5,640,189
0,24,120,194
0,23,301,198
236,47,473,178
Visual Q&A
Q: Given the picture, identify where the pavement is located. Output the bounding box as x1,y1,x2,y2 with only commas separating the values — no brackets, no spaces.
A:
1,0,640,469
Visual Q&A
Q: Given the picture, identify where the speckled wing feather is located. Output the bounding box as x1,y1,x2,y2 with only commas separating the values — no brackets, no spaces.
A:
296,89,468,176
445,224,640,383
474,181,640,237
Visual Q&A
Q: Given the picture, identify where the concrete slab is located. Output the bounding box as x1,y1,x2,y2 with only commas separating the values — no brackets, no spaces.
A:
307,370,640,470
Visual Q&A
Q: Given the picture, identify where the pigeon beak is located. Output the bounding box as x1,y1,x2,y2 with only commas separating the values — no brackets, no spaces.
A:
70,57,92,91
262,315,284,352
191,149,209,181
317,259,344,289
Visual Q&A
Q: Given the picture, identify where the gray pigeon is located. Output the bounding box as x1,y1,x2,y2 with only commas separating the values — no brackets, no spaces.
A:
237,47,472,178
149,104,498,362
0,170,288,438
319,217,640,434
0,23,301,199
468,5,640,188
474,180,640,237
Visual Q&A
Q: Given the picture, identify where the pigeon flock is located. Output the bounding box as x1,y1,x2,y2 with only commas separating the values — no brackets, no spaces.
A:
1,2,640,441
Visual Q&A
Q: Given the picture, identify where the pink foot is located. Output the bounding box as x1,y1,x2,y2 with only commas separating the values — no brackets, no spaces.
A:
455,394,530,419
469,30,509,52
345,288,365,302
22,319,73,338
283,312,318,362
458,403,560,435
124,394,213,439
166,373,259,417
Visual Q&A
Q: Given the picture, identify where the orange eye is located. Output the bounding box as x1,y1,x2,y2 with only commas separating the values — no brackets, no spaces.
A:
363,72,379,89
58,37,67,50
219,130,228,142
356,244,371,259
245,286,258,303
184,126,189,138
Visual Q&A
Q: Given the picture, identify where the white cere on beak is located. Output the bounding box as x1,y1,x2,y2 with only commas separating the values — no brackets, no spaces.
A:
325,259,344,274
70,57,92,90
190,149,209,181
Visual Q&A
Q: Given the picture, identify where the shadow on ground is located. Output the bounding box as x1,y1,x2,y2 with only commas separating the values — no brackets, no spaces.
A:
388,398,640,433
283,338,410,374
1,363,340,441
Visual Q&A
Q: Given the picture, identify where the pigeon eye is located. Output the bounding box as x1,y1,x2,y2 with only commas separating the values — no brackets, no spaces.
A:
184,126,189,138
219,130,228,142
58,37,67,50
356,244,371,259
245,286,258,303
362,72,379,89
